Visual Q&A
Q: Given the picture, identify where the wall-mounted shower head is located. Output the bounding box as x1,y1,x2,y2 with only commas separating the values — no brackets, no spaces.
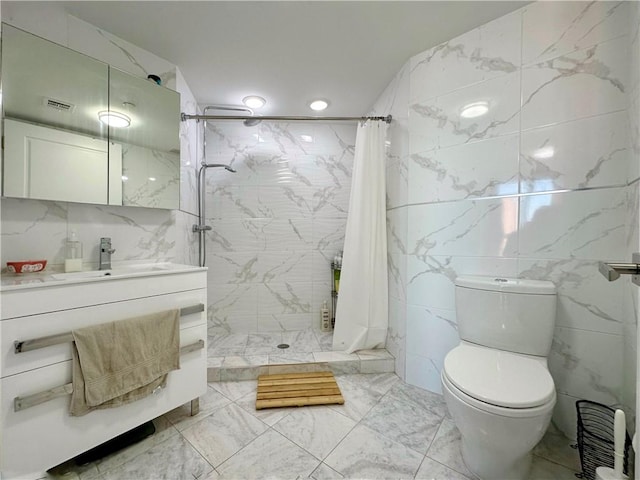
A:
203,105,261,127
202,163,236,173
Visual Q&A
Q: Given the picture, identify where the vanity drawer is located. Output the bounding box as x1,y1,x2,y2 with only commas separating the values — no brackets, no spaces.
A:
2,289,206,378
1,270,207,319
1,323,206,478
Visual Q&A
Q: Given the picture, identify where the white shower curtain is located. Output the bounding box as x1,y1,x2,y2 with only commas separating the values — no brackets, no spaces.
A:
332,120,388,354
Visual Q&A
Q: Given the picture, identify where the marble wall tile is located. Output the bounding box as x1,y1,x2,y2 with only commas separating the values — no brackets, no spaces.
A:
407,255,518,310
406,305,459,373
518,258,624,335
1,3,69,46
388,295,407,379
388,253,407,303
1,198,68,268
549,326,623,405
257,282,313,315
521,112,629,193
386,156,409,209
67,204,176,267
410,10,521,103
518,188,626,260
521,36,628,131
202,120,355,335
405,352,445,396
409,72,520,154
522,1,629,66
409,134,519,204
176,68,199,217
67,16,176,89
408,197,519,258
387,207,407,256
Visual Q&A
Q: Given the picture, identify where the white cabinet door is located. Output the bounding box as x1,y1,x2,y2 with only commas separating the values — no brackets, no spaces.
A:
3,119,122,205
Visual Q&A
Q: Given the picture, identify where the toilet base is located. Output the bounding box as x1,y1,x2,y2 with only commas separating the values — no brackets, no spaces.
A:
461,437,532,480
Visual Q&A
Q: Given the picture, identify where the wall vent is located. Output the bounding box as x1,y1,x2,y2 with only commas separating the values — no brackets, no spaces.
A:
43,98,75,112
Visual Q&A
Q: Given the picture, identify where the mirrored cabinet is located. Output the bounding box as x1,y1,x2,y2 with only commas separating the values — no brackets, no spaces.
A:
1,24,180,210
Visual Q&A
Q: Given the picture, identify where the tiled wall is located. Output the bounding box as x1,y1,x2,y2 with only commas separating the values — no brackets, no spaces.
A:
201,121,356,334
370,63,410,380
372,1,638,438
0,5,199,268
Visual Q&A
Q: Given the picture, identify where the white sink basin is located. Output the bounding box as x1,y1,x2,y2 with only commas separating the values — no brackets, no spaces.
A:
50,263,180,280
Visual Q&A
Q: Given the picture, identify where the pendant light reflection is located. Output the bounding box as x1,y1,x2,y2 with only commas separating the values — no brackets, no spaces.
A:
98,110,131,128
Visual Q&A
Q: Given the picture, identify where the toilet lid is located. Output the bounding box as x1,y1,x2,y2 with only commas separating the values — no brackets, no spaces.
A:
443,343,555,409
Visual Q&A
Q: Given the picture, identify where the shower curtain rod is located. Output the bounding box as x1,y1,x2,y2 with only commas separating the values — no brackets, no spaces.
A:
180,113,392,123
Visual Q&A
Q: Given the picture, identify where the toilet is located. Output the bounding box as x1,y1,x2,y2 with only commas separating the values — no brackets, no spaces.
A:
441,276,557,480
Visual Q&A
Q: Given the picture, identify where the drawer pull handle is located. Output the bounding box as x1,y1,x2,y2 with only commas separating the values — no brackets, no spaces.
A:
13,339,205,412
14,303,205,354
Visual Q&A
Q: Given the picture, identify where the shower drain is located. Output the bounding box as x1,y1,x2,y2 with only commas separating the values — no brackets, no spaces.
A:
277,343,290,349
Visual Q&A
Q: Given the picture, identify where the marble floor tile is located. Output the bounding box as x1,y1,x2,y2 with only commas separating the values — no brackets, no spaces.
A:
357,349,395,360
339,372,400,395
235,390,296,426
426,419,474,478
282,330,322,352
386,381,448,418
216,429,320,479
181,404,268,467
309,462,344,480
360,393,444,454
99,434,213,480
529,455,579,480
415,457,471,480
245,332,283,354
208,333,248,356
165,385,231,431
328,376,386,421
210,380,257,401
313,330,334,351
533,425,580,472
273,406,357,460
222,355,269,367
324,424,424,480
269,351,315,364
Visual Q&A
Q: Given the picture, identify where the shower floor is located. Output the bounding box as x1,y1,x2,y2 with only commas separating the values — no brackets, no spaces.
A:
207,328,395,381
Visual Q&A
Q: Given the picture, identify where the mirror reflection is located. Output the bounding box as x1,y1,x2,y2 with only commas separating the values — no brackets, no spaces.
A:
1,24,180,209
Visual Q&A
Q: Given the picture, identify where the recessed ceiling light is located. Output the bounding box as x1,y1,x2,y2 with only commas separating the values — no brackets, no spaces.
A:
243,96,266,109
98,111,131,128
309,99,329,111
300,134,314,143
121,175,128,181
148,177,157,182
460,101,489,119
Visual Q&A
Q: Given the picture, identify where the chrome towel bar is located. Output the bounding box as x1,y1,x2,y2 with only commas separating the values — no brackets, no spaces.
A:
13,303,205,354
14,339,205,412
598,253,640,286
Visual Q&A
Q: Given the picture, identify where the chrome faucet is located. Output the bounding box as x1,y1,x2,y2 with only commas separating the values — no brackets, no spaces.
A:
99,237,116,270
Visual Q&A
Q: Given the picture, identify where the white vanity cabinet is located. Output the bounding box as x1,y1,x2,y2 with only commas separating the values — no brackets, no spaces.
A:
0,265,207,478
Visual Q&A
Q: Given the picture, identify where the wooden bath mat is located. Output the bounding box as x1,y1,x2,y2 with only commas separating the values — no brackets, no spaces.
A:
255,371,344,409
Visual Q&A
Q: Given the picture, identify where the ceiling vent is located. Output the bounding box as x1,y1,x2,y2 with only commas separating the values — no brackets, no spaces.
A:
43,97,75,113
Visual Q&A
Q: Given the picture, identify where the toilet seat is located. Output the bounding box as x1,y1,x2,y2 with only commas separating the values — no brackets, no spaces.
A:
443,343,555,412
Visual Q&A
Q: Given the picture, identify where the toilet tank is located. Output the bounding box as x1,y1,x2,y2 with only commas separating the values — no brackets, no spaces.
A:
455,276,557,357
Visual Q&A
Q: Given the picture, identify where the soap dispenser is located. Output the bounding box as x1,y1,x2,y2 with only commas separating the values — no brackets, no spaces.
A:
64,230,83,272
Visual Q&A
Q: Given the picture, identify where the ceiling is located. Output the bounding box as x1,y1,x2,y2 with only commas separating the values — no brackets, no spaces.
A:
12,1,528,116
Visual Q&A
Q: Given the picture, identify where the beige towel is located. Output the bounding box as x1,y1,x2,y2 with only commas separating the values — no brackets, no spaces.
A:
70,309,180,416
